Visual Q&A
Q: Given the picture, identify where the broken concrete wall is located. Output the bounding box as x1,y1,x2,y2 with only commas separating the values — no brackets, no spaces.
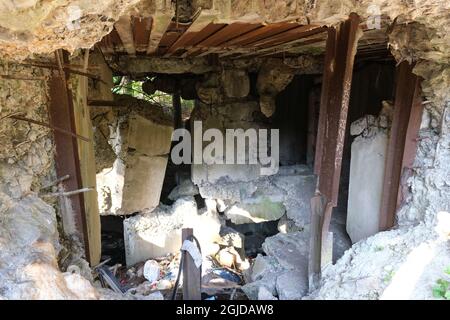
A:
0,61,102,299
310,22,450,298
190,66,316,228
93,94,174,215
123,196,221,266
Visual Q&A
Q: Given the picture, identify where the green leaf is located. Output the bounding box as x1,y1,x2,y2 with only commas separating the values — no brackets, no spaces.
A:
445,290,450,300
437,279,449,290
444,266,450,275
433,286,444,298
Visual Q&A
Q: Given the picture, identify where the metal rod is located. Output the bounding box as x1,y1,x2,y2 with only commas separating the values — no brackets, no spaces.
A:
18,62,105,83
42,187,93,198
0,74,46,81
41,175,71,189
9,115,90,142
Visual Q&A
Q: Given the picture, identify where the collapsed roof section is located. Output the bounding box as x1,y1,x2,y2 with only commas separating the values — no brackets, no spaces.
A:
0,0,448,68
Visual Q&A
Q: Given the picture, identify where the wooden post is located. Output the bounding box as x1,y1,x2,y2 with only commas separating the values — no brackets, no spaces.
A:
309,13,361,288
48,51,90,260
379,61,422,230
182,228,201,300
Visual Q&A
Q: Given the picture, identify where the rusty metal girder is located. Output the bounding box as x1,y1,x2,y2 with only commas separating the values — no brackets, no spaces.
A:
309,13,360,288
379,61,422,231
48,51,90,260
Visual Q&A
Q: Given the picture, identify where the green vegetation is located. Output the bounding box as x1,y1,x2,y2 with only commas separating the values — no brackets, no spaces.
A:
383,270,395,284
111,76,194,115
432,266,450,299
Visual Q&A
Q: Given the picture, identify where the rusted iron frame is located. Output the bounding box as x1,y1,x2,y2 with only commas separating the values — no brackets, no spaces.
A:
49,50,91,262
157,21,191,56
397,78,423,210
379,61,422,231
224,23,300,47
132,16,153,52
309,13,360,287
249,25,323,48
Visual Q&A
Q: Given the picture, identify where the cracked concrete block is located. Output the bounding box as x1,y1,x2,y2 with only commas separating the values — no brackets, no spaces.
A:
127,114,173,156
347,130,388,243
277,214,302,233
276,270,308,300
121,154,168,214
168,179,199,200
124,197,221,266
97,111,173,215
242,272,278,300
192,163,261,185
271,172,315,228
262,231,310,270
224,199,286,224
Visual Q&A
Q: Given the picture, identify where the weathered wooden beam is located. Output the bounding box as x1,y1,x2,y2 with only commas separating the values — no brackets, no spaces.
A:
249,24,322,48
132,16,153,52
182,228,202,300
48,51,90,260
114,15,136,56
147,12,174,54
379,61,422,231
180,23,227,57
228,28,327,60
196,22,262,48
165,10,219,56
224,22,299,47
309,13,361,288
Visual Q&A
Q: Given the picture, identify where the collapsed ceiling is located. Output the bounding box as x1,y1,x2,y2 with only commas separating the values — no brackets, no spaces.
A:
0,0,448,67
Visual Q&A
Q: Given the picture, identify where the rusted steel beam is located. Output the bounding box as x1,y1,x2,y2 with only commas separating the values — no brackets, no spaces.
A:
224,23,299,47
309,13,361,287
49,50,90,261
397,78,423,209
132,16,152,52
156,22,191,56
249,25,323,48
317,13,360,206
313,27,337,176
98,28,124,54
196,22,262,48
379,61,422,230
165,11,219,56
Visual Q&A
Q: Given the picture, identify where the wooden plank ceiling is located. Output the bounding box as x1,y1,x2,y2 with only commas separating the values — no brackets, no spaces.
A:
98,15,328,59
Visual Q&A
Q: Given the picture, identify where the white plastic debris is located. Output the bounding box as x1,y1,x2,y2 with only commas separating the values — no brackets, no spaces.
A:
181,240,202,268
143,260,160,283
